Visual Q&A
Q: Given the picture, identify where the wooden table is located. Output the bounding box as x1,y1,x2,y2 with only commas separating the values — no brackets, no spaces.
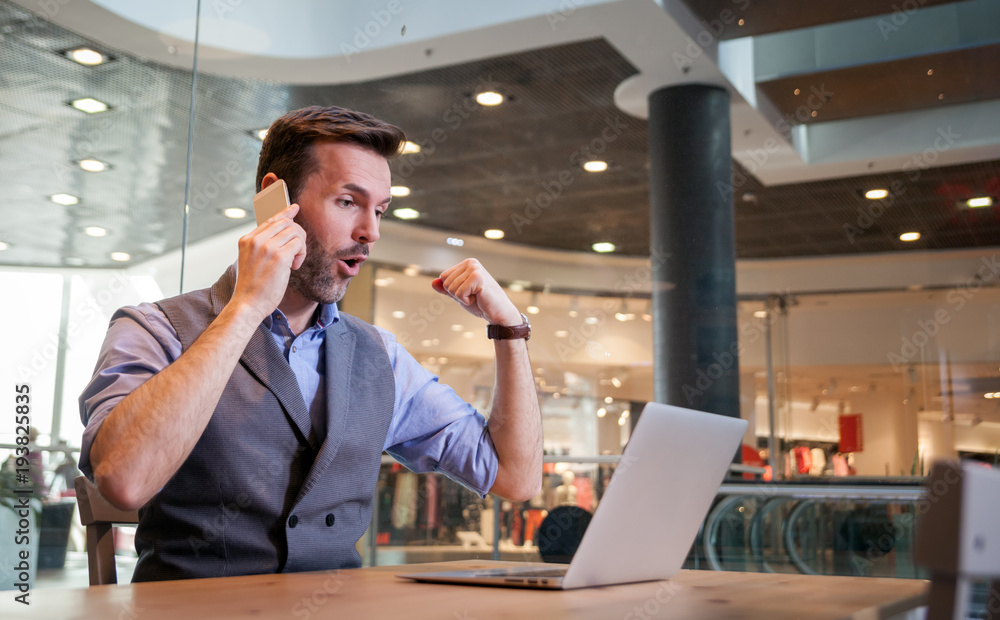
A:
1,561,928,619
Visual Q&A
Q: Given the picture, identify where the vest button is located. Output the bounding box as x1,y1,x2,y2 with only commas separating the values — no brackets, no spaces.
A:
326,514,335,527
288,514,299,528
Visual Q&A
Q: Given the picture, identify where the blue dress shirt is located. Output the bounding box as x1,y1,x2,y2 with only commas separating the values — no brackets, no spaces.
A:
79,301,498,497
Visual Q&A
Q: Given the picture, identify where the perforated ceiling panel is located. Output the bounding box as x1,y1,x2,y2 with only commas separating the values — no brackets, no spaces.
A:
0,0,998,268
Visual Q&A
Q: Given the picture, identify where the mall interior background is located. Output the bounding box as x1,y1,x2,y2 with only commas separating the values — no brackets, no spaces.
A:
1,0,999,588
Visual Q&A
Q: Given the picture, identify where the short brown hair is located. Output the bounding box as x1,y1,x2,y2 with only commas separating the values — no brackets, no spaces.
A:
255,106,406,202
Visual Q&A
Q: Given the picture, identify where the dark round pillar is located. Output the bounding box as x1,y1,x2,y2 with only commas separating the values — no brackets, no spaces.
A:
648,83,739,419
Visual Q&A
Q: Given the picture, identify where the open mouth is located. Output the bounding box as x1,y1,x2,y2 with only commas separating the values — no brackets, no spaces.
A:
343,258,360,268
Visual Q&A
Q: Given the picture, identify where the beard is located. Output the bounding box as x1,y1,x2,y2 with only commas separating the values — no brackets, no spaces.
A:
287,216,369,305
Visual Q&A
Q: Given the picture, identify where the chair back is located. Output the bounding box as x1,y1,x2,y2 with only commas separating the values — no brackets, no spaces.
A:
74,476,139,585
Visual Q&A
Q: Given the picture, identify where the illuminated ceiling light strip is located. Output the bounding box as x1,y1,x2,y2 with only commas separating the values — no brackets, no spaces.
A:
83,226,107,237
484,229,504,240
50,193,79,206
390,185,411,197
401,141,421,154
110,251,131,262
393,208,420,220
0,241,9,251
475,91,504,106
865,189,889,200
592,242,615,253
583,160,608,173
223,208,247,219
70,97,110,114
899,232,921,242
78,159,107,172
68,48,106,66
967,197,993,208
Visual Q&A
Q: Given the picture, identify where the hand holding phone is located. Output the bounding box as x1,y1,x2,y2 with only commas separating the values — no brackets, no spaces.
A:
252,179,291,226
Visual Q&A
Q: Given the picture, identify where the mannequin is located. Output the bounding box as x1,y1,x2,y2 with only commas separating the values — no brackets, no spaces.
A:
554,470,577,507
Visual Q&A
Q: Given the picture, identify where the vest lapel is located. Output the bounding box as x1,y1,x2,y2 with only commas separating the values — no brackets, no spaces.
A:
209,265,316,451
297,320,355,497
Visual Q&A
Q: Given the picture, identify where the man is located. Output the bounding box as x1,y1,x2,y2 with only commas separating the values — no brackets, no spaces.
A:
79,106,542,581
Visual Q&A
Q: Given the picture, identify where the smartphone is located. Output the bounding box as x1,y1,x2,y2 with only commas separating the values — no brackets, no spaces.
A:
252,179,290,226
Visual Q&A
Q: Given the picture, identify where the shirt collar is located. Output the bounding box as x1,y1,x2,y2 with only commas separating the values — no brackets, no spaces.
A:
264,302,340,333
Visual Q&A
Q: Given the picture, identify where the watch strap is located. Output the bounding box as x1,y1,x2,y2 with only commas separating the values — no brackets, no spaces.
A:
486,313,531,341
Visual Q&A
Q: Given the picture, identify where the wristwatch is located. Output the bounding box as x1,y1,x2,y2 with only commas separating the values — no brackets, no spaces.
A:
486,313,531,341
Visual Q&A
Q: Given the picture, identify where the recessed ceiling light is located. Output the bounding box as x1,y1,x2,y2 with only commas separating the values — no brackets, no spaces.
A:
110,251,131,262
0,241,8,251
391,311,406,319
50,193,79,206
597,408,607,418
68,48,106,66
84,226,107,237
400,141,421,154
70,97,109,114
554,330,569,338
938,93,944,100
446,237,464,247
967,197,993,208
926,69,934,76
450,324,464,332
403,264,420,276
78,159,106,172
223,207,247,219
793,88,801,96
592,242,616,253
899,232,921,242
754,310,768,318
393,208,420,220
374,278,393,287
865,189,889,200
475,91,504,106
390,185,410,197
484,229,504,239
255,128,268,141
583,160,608,173
738,18,745,26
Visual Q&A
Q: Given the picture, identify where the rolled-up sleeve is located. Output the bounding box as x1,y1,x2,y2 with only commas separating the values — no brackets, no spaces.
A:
78,304,181,479
380,330,498,497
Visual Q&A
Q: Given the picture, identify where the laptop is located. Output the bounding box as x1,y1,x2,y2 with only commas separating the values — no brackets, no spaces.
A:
397,402,748,589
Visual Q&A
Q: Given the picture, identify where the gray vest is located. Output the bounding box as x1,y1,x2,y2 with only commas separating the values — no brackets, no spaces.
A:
133,266,395,581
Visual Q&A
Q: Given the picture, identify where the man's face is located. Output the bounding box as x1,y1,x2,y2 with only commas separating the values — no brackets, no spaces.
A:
287,140,392,305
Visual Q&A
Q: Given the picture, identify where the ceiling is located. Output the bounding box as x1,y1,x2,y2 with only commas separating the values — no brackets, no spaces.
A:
0,0,999,268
